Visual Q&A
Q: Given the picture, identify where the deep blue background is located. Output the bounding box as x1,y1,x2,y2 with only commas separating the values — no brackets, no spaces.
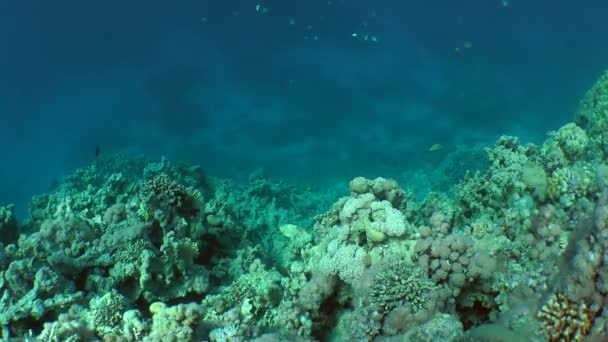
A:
2,0,608,218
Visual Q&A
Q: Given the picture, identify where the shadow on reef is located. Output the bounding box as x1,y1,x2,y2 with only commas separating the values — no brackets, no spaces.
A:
1,69,608,341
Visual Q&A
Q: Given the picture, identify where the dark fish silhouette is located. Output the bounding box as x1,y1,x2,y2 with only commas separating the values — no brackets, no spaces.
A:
95,145,101,158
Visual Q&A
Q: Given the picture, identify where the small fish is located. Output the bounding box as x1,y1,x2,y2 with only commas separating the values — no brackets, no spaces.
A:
429,144,444,152
95,145,101,158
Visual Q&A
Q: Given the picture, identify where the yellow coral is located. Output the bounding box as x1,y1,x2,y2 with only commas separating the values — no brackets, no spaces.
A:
537,293,599,342
547,173,562,201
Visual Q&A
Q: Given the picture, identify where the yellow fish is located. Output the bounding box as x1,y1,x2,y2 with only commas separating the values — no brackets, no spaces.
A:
429,144,444,152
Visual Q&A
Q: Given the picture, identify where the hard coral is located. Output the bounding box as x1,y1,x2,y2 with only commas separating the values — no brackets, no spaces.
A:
141,173,201,218
350,262,446,341
554,123,589,161
575,69,608,152
537,293,599,342
348,176,405,208
415,228,482,296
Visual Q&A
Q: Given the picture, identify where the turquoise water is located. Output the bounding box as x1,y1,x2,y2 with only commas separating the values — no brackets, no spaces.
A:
2,0,608,215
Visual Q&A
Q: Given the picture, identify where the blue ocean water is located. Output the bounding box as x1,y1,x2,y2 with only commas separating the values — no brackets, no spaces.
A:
2,0,608,218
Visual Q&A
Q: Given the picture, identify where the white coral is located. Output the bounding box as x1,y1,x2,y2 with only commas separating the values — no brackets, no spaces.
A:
370,200,410,237
319,244,367,285
339,193,375,224
209,324,242,342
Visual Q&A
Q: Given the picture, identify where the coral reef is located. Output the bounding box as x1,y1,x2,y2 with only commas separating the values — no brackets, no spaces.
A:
0,154,335,340
2,68,608,341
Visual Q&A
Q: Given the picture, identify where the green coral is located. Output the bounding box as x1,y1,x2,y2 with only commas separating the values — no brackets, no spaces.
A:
522,163,549,202
455,135,535,223
555,123,589,161
139,173,203,222
546,164,597,210
87,289,130,337
202,259,283,325
575,69,608,156
145,303,206,342
542,123,589,165
403,313,464,342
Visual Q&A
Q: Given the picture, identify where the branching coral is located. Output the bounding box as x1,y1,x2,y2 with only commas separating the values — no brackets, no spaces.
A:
350,262,446,341
537,293,599,342
140,173,202,220
455,135,535,224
